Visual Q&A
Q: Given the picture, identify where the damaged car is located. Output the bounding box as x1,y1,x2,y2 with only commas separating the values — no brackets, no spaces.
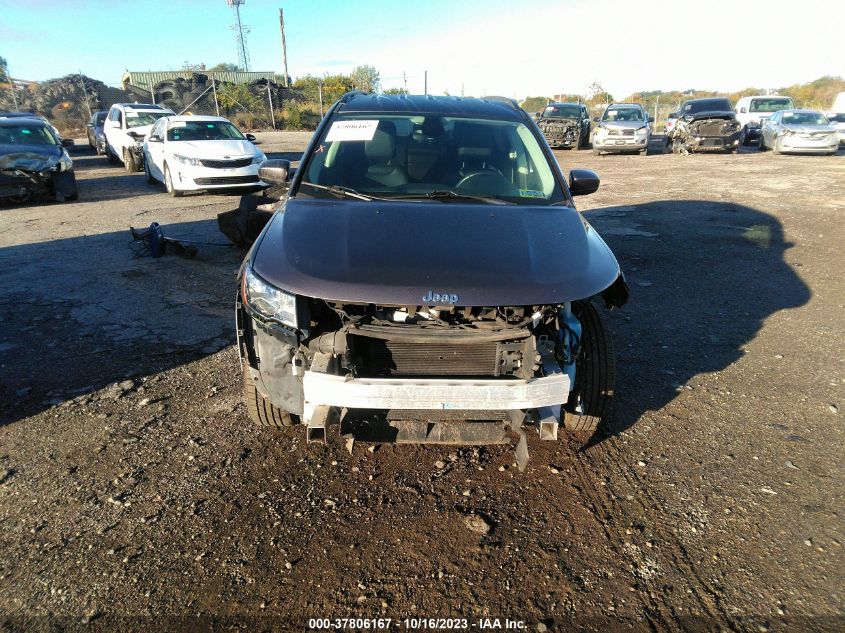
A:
536,102,591,149
669,97,742,154
0,117,77,203
235,93,629,469
759,110,839,155
104,103,174,172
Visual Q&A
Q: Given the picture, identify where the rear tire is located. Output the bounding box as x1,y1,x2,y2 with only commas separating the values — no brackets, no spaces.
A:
563,300,615,434
242,368,294,428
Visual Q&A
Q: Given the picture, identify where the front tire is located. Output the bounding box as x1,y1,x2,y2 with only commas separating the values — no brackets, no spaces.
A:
563,300,615,434
242,368,294,428
163,164,183,197
144,155,157,185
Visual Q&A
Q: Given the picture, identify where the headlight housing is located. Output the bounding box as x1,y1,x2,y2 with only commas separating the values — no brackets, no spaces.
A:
251,152,267,165
635,126,649,135
242,265,297,327
173,153,202,166
58,149,73,172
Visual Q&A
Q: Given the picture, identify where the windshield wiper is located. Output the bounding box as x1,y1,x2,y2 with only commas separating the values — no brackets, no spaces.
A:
298,181,379,201
389,190,509,205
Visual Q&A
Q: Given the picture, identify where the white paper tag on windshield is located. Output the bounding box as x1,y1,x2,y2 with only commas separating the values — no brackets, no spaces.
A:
325,119,378,142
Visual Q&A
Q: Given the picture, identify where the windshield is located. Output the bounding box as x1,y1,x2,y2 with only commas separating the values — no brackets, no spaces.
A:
602,107,644,122
781,111,829,126
0,123,58,146
827,113,845,124
300,114,565,205
750,98,793,113
683,99,732,114
125,111,170,129
95,112,107,125
167,120,245,141
543,104,580,118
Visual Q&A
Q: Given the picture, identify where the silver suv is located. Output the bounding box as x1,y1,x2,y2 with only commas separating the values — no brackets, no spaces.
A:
591,103,653,155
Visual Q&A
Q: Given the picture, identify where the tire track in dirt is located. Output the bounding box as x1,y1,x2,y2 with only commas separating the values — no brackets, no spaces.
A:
566,442,679,633
575,438,739,631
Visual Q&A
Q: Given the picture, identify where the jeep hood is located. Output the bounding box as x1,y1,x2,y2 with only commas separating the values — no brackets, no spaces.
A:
251,198,621,306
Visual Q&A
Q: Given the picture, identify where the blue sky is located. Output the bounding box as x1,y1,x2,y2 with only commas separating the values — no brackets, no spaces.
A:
2,0,842,100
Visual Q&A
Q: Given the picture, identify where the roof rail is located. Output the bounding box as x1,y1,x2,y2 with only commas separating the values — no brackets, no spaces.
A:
482,95,520,110
339,90,367,104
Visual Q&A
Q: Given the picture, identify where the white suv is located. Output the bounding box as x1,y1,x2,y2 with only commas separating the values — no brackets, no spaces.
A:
735,95,794,145
104,103,174,171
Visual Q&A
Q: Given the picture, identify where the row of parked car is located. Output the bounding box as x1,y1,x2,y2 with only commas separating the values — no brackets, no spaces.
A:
534,94,845,156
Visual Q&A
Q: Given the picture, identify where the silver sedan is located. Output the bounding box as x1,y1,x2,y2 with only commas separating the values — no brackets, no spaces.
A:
759,109,839,155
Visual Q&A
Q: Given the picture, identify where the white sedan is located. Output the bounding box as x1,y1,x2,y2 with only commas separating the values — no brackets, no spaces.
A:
143,115,267,196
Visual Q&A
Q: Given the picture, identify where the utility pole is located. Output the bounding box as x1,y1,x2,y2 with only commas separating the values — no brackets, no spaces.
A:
403,71,407,94
654,94,659,125
78,72,93,120
461,83,464,97
212,76,220,116
279,8,289,87
267,82,276,128
318,81,323,117
424,70,427,96
149,79,155,104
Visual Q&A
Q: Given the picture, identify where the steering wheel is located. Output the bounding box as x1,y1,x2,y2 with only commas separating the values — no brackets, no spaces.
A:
455,170,510,194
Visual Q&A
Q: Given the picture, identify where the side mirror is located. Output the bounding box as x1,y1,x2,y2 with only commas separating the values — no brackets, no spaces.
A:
258,159,290,185
61,138,75,147
739,107,747,113
148,135,162,143
569,169,600,197
245,133,256,142
648,116,655,123
668,112,678,118
592,116,600,123
86,123,94,129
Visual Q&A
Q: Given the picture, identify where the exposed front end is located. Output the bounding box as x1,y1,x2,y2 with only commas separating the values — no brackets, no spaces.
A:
539,119,581,149
672,116,742,152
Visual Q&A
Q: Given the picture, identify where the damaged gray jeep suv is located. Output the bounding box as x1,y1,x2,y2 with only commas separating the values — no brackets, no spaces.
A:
236,93,628,467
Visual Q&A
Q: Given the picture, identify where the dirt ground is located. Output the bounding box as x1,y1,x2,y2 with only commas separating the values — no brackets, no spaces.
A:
1,132,844,632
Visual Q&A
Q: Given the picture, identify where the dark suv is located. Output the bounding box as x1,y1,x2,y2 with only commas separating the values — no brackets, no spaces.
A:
669,97,742,153
536,102,591,149
236,93,628,468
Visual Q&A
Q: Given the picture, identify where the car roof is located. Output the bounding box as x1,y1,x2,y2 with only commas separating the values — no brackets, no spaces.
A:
117,103,168,110
547,102,583,107
684,97,731,103
163,115,230,123
780,109,822,114
606,103,643,108
336,93,524,121
0,111,41,118
0,117,48,127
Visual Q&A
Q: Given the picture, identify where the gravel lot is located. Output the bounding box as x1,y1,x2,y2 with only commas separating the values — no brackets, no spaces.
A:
1,132,843,631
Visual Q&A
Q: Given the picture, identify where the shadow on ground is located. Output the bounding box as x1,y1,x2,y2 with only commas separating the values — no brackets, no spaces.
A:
0,219,245,425
586,199,811,444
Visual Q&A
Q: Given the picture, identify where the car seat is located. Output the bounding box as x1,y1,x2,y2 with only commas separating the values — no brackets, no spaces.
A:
364,121,407,188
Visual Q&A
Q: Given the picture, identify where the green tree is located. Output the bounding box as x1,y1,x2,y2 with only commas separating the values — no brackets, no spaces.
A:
350,65,380,93
382,87,407,95
521,96,551,112
208,63,242,72
216,83,262,111
0,56,8,84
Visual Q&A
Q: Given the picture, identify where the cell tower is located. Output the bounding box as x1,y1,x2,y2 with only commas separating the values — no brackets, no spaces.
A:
227,0,251,71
